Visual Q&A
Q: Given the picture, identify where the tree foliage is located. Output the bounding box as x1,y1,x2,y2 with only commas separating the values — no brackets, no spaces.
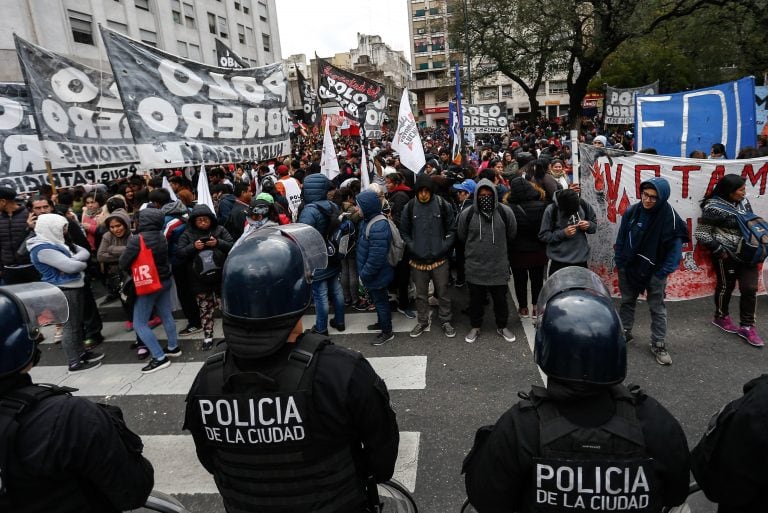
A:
451,0,753,127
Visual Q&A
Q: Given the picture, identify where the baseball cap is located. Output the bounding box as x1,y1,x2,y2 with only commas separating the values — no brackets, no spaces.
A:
452,179,477,195
0,186,21,201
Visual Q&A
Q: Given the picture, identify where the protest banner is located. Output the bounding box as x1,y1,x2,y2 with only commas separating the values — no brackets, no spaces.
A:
101,27,290,168
320,117,340,180
578,144,768,299
14,36,140,176
316,58,386,139
392,88,425,173
461,103,508,134
297,69,319,125
635,77,757,158
604,81,658,125
756,86,768,136
0,83,46,179
215,39,248,69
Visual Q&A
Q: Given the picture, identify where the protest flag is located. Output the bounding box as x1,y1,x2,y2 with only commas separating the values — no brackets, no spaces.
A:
392,89,425,173
320,117,340,180
196,164,215,213
360,143,371,190
162,176,178,202
451,63,464,165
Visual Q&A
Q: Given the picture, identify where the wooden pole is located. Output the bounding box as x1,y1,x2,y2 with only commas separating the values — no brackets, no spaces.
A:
44,160,56,195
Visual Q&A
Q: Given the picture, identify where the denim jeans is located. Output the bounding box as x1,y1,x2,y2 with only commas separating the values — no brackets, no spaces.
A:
618,269,667,344
311,275,345,332
368,287,392,334
133,279,178,360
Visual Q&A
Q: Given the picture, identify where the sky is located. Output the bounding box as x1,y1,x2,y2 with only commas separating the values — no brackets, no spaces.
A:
275,0,412,64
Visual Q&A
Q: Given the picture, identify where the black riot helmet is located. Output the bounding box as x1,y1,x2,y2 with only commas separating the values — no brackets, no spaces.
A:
220,224,327,358
534,267,626,386
0,283,69,377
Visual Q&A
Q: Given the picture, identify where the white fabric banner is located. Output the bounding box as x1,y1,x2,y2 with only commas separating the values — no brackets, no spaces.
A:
579,145,768,299
360,143,371,190
196,165,215,213
320,117,340,180
392,89,425,173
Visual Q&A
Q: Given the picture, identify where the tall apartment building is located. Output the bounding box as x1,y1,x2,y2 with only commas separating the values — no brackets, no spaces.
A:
0,0,282,82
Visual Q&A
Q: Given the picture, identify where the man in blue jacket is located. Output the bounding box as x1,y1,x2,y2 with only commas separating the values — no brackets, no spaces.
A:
298,174,345,335
614,177,688,366
356,190,394,346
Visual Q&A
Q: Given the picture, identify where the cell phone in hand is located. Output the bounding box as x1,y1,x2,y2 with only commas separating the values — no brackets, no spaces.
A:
568,214,580,226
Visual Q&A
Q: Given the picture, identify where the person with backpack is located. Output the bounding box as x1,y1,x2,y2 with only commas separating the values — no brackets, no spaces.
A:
356,190,395,346
176,205,234,351
691,374,768,511
0,282,155,513
538,188,597,276
695,174,764,347
298,173,346,335
457,179,517,344
385,172,415,319
339,184,365,310
615,178,688,366
463,267,690,513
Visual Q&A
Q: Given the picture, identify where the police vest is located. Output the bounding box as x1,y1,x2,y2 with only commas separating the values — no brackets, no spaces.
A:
190,334,366,513
522,385,662,513
0,383,75,507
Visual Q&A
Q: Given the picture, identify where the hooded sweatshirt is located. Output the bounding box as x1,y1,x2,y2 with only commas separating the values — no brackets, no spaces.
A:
119,208,172,280
97,209,132,265
457,179,517,286
176,204,235,292
399,173,456,263
614,177,687,288
538,189,597,263
27,213,89,288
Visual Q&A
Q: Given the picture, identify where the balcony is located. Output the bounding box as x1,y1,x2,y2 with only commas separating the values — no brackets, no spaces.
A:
410,77,449,90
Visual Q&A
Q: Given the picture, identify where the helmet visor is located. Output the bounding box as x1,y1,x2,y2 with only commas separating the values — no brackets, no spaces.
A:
0,282,69,332
537,266,610,316
278,224,328,281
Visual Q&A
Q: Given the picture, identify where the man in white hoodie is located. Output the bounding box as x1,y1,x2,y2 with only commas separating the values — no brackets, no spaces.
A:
27,214,104,373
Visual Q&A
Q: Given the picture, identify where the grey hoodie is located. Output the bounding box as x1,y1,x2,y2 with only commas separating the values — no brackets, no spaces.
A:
457,178,517,286
538,189,597,263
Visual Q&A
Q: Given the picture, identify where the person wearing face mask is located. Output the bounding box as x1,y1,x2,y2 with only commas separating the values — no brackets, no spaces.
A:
27,213,103,373
457,179,517,344
538,188,597,276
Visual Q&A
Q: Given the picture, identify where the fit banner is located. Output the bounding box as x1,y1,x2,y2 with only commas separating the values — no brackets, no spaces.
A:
461,103,508,134
635,77,757,158
316,58,386,139
297,69,319,125
579,144,768,299
215,38,248,69
101,27,290,168
14,36,140,187
604,81,658,125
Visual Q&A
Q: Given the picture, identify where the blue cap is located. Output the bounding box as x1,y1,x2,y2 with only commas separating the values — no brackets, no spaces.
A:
452,179,477,195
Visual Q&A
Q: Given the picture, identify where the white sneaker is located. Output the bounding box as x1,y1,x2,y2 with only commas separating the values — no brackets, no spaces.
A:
465,328,480,343
497,328,516,342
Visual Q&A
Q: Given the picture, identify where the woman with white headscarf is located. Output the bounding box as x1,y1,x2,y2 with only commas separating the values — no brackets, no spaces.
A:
27,213,104,373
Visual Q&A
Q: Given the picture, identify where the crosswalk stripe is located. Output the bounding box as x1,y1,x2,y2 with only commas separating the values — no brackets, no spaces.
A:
142,431,420,494
29,356,428,394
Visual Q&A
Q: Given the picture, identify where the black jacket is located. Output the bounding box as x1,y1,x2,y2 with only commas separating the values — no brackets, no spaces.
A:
1,373,154,513
119,208,172,280
400,174,455,263
0,205,31,270
176,205,234,293
505,177,548,254
464,381,690,513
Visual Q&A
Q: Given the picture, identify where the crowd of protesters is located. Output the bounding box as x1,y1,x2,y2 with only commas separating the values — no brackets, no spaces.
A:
1,118,766,374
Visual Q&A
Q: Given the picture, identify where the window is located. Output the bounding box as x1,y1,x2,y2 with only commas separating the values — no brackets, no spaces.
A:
135,0,150,11
234,2,240,10
246,26,254,45
107,20,128,33
183,2,195,27
414,40,428,53
262,33,270,53
414,9,425,16
139,29,157,46
501,85,513,98
218,16,228,38
177,40,188,58
432,60,445,69
429,7,440,15
548,80,568,94
208,13,216,34
431,36,445,51
480,87,497,100
68,10,94,45
171,0,181,23
237,24,246,44
189,43,201,61
260,15,267,22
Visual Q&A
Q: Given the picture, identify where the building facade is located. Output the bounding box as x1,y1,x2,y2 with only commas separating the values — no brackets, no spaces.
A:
0,0,282,81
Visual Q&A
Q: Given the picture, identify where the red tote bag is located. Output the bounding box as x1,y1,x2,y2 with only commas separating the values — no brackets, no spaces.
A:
131,235,163,296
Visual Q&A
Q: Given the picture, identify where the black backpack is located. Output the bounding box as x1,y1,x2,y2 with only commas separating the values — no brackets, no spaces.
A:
193,248,226,284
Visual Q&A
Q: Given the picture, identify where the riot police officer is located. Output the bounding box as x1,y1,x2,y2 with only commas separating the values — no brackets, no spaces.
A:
0,282,154,512
463,267,690,512
183,224,399,513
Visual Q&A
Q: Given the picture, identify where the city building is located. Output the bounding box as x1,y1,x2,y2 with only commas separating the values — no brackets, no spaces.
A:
0,0,282,82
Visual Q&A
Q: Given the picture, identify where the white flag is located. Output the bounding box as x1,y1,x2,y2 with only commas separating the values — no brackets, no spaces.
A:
392,88,426,173
162,176,178,202
320,117,340,180
360,143,371,189
196,164,215,214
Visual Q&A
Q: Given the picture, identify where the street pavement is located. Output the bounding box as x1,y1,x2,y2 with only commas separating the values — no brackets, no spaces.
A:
31,281,768,513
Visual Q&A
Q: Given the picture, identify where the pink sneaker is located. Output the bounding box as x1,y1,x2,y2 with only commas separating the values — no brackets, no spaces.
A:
148,316,162,328
124,321,133,331
737,326,765,348
712,315,738,333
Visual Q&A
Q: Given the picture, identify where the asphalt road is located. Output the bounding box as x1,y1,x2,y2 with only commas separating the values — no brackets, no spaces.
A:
31,281,768,513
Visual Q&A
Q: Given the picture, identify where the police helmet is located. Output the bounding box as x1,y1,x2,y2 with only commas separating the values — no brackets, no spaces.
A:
534,267,626,385
221,224,327,323
0,283,69,377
